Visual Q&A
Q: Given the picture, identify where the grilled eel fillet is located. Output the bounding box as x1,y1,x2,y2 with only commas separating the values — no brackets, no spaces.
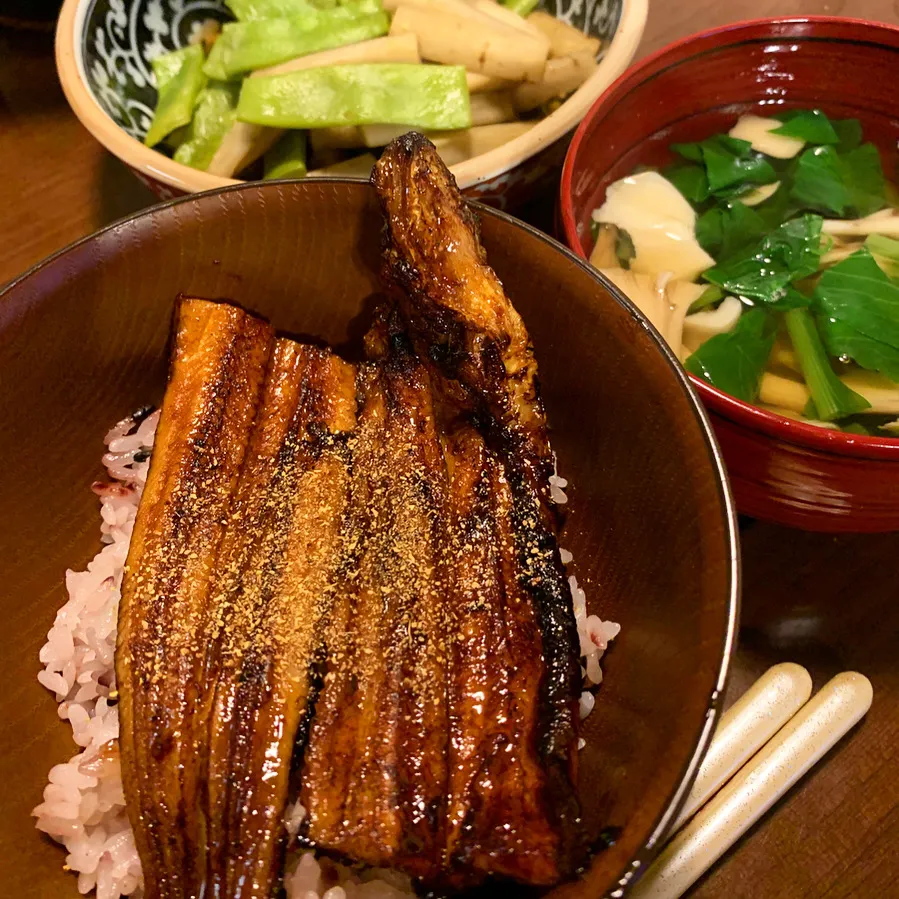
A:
119,133,582,895
371,134,584,884
204,341,355,898
298,301,582,888
118,300,357,899
300,341,450,882
117,298,275,899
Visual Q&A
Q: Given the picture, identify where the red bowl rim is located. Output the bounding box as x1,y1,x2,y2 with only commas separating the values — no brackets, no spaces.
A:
559,14,899,462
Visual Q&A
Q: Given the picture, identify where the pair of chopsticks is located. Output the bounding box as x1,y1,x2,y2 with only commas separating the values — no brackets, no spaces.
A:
628,664,873,899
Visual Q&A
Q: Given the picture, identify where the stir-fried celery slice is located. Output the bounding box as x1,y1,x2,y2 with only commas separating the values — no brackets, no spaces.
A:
501,0,539,17
144,45,207,148
205,2,387,79
237,64,471,130
264,131,308,179
228,0,318,20
173,81,241,171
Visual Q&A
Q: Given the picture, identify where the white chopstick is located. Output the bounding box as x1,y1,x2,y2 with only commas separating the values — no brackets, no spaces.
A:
672,663,812,831
629,671,873,899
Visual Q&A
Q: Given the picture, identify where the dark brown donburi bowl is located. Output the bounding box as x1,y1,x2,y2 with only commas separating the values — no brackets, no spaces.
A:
0,180,738,899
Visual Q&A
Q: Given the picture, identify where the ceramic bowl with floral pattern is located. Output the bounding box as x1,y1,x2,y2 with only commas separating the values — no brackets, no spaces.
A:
55,0,647,206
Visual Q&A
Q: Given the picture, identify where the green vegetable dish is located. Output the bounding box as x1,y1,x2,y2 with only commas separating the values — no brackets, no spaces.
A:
590,109,899,438
141,0,604,179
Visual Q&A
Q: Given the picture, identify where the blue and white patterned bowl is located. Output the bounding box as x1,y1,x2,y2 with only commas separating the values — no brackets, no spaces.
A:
82,0,232,142
56,0,647,206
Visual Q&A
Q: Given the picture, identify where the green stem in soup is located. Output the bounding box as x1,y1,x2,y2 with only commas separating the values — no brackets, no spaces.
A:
842,422,873,435
687,284,725,315
785,307,870,421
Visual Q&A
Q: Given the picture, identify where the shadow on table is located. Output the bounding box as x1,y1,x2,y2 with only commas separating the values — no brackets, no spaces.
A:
98,152,157,226
737,521,898,683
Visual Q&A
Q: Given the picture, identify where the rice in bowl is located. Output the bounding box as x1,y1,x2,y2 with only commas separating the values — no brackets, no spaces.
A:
33,410,618,899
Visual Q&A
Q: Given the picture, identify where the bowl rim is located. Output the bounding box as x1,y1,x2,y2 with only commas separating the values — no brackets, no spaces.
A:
1,177,739,899
559,14,899,462
54,0,648,195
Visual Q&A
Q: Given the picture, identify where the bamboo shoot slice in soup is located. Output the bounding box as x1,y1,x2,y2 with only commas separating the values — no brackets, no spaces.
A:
592,172,715,282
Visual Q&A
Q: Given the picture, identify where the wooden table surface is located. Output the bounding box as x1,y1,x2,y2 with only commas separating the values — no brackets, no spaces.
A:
2,1,898,897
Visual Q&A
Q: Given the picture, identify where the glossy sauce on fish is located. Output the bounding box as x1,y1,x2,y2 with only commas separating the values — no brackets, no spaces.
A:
117,134,583,898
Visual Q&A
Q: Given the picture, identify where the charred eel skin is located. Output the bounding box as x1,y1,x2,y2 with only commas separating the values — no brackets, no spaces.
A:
372,134,584,885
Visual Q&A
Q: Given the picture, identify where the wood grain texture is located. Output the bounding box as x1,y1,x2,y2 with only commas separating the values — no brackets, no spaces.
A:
0,3,897,899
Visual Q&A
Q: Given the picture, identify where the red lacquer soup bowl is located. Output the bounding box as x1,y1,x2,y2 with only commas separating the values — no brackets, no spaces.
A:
559,16,899,533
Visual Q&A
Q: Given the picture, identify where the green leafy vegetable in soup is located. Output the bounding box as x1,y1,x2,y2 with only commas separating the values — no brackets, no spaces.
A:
695,200,767,261
815,249,899,382
791,143,886,218
671,134,777,195
684,308,775,403
590,107,899,437
702,214,823,308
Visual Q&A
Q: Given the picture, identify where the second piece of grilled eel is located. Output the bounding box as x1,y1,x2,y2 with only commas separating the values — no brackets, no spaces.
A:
372,134,584,885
